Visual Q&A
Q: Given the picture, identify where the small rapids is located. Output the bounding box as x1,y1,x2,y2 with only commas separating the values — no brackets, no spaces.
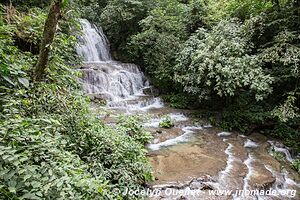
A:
268,140,294,163
147,126,202,151
244,139,260,148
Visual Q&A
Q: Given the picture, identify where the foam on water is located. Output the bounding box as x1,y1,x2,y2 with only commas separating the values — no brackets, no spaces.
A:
169,113,189,122
143,118,161,128
268,141,294,162
244,139,259,148
264,165,300,199
243,154,255,190
203,124,213,128
219,143,235,178
144,113,188,128
217,132,232,137
147,126,202,151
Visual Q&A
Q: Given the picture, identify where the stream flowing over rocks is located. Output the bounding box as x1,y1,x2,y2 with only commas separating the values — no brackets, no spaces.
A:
77,19,300,200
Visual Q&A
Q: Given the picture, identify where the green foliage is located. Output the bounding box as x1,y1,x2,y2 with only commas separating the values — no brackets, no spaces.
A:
217,90,274,132
77,0,108,22
13,7,46,50
159,115,175,129
272,94,300,122
212,3,300,141
99,0,150,60
0,117,108,199
292,159,300,174
162,93,191,109
128,0,188,91
271,124,300,153
205,0,273,23
2,0,50,9
269,148,285,161
175,19,273,101
117,115,153,145
257,29,300,123
184,0,208,33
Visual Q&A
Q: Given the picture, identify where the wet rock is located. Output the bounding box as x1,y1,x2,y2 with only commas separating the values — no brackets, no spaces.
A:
88,93,109,103
149,140,227,185
248,160,276,190
143,86,159,96
200,184,214,190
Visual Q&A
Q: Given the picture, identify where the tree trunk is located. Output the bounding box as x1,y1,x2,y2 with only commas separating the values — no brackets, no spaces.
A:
34,0,62,82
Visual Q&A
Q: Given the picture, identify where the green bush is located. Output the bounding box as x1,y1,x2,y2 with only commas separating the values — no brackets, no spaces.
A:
99,0,150,61
174,19,273,101
292,159,300,174
117,115,153,145
268,148,285,162
159,115,175,129
162,93,190,109
128,0,187,92
271,124,300,153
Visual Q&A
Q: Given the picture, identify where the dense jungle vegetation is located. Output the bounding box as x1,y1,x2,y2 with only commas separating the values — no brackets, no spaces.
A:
0,0,300,199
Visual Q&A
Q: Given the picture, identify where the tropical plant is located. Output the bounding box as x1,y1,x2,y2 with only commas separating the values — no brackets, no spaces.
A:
159,115,175,129
175,19,273,101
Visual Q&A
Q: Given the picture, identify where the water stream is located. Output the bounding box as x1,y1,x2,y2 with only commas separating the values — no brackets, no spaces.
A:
77,19,300,200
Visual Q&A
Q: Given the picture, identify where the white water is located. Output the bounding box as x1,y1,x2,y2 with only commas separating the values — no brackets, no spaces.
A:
144,113,188,128
264,165,300,199
203,124,213,128
77,19,163,110
242,154,255,190
219,143,236,178
147,126,202,151
77,19,111,61
217,131,232,137
268,141,294,162
233,154,257,200
244,139,259,148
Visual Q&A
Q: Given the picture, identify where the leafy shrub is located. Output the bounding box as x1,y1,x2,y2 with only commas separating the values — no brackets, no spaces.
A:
174,19,273,101
271,124,300,153
128,0,187,92
205,0,273,23
99,0,150,60
159,115,174,129
162,93,190,109
117,115,153,145
0,117,109,199
269,148,285,161
292,159,300,174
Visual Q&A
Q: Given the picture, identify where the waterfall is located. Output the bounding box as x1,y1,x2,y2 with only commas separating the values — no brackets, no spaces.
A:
76,19,163,110
76,19,111,61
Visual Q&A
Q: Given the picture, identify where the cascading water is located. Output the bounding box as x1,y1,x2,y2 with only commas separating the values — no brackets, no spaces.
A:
76,19,111,61
76,19,163,111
